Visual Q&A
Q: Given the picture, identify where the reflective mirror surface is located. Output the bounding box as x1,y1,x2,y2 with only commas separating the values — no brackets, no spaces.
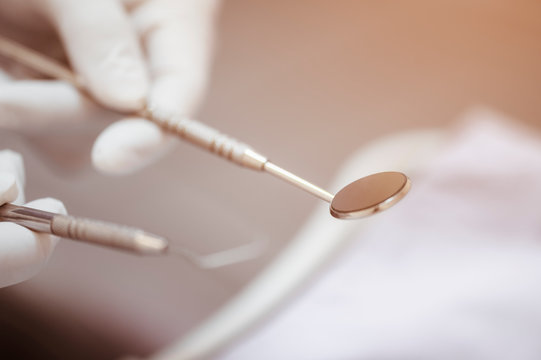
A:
330,172,411,219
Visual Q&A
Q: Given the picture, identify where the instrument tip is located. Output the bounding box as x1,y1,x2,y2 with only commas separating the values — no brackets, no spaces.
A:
134,232,169,255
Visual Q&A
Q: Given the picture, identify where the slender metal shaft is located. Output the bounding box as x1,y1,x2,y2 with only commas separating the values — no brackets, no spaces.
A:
263,162,334,202
0,203,168,255
0,36,82,86
0,35,336,204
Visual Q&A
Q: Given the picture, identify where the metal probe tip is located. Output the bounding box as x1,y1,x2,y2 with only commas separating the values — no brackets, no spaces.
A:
133,233,169,255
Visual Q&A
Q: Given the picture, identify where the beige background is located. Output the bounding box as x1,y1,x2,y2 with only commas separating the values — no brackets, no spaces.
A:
1,0,540,358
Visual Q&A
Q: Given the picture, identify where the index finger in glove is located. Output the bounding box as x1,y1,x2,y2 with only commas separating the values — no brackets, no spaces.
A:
133,0,218,119
43,0,149,112
91,0,219,175
0,80,106,132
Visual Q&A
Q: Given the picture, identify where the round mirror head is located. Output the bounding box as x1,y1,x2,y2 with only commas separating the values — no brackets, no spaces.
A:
330,171,411,219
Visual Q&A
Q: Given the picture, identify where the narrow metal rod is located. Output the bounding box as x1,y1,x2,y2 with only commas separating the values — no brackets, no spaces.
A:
264,162,334,203
0,36,83,86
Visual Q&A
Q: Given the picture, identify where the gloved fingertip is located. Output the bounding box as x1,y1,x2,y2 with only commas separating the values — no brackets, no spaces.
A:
84,37,150,113
48,0,150,113
0,150,25,205
146,75,205,120
0,149,23,164
0,173,19,205
92,118,175,175
90,71,149,113
0,149,25,183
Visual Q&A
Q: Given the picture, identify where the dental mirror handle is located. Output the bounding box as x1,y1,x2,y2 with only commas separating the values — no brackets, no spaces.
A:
0,36,265,167
0,35,334,202
139,110,269,171
139,110,334,202
0,35,411,219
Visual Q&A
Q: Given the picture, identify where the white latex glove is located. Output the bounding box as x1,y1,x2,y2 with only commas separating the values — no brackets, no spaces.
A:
0,149,66,288
0,0,219,174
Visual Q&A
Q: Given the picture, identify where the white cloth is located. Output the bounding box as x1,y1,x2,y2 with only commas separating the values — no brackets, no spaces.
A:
0,149,66,288
220,113,541,360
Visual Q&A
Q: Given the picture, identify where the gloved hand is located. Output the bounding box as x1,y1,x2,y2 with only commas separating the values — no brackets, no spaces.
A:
0,149,66,288
0,0,219,174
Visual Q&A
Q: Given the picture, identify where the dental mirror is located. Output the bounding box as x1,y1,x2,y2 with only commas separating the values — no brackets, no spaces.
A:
329,172,411,219
0,36,412,222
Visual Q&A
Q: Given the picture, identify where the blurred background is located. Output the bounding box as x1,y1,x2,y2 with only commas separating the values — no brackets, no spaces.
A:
0,0,540,358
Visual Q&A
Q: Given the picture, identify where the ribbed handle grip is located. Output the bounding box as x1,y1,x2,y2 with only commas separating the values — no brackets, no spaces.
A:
0,36,268,171
51,215,143,252
145,111,268,170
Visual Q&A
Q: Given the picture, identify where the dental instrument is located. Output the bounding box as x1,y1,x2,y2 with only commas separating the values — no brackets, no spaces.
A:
0,35,411,219
0,202,264,268
0,202,167,255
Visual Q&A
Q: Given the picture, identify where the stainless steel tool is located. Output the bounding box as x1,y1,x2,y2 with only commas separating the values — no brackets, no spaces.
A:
0,35,411,219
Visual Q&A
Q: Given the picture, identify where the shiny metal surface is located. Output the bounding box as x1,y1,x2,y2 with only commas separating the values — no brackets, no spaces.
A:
50,215,169,256
263,161,334,202
330,172,411,219
0,202,53,232
134,233,169,255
